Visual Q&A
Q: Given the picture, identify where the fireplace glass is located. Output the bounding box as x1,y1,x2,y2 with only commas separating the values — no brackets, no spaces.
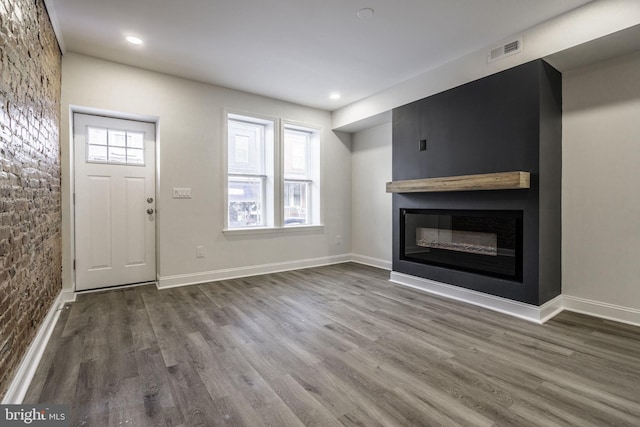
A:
401,209,523,281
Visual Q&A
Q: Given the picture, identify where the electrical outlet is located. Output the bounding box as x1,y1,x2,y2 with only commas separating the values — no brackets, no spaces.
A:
196,245,205,258
335,235,342,245
419,139,427,151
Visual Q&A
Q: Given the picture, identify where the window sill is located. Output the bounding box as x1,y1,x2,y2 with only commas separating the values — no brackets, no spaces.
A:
222,224,324,236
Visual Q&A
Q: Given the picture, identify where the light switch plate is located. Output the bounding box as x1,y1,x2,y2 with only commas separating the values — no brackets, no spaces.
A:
173,187,192,199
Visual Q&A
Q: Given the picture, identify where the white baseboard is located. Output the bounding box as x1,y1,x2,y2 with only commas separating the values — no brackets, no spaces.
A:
59,288,77,304
158,254,352,289
350,254,392,270
562,295,640,327
389,272,562,324
2,290,69,404
539,296,564,323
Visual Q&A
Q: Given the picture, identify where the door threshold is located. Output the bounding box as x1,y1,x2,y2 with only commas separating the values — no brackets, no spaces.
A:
75,280,158,294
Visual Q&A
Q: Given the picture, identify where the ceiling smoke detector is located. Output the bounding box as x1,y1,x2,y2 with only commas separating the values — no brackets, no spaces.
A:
357,8,374,20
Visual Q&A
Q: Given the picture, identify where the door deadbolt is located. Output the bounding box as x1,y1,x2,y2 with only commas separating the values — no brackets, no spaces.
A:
147,197,154,203
147,208,154,214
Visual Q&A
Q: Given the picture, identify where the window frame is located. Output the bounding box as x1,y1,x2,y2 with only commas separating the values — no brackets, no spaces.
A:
224,111,276,230
282,122,321,228
223,110,323,234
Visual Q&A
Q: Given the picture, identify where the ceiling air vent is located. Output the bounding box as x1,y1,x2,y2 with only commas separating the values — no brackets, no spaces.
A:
487,37,522,63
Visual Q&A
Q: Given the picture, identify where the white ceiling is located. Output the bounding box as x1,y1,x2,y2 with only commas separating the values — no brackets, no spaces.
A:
47,0,595,111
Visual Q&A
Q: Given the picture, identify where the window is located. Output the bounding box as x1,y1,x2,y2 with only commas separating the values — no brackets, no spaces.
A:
225,113,320,230
86,126,145,165
283,126,317,226
227,114,274,228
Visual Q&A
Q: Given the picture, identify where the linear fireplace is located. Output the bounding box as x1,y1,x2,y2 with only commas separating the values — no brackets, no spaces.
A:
401,209,523,282
390,60,561,308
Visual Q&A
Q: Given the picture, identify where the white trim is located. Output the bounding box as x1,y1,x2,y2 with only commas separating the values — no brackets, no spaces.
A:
350,254,392,271
223,109,279,230
539,295,564,323
74,281,157,295
69,108,160,292
222,224,324,236
158,254,351,289
389,272,561,324
562,295,640,327
59,289,77,304
1,291,69,404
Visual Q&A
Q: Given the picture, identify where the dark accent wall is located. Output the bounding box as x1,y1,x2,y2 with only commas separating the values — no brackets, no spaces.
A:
0,0,62,397
392,59,561,305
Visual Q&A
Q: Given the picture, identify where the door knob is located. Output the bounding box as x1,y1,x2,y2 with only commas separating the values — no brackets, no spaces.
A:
147,208,154,214
147,197,154,203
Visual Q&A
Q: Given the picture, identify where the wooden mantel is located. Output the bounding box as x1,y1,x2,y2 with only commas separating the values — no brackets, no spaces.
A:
386,171,530,193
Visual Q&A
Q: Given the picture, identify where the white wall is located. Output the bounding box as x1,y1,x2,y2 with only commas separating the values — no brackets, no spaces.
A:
563,50,640,313
333,0,640,131
351,123,392,269
61,53,352,289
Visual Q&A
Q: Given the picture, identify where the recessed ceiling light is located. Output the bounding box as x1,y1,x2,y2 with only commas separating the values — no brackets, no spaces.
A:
126,35,144,45
356,8,374,20
329,93,341,100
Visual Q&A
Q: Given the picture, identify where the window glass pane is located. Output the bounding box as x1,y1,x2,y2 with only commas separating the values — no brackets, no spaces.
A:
108,146,127,164
109,129,127,147
87,145,107,162
234,135,250,164
228,119,265,174
126,148,145,165
284,181,309,226
228,177,264,227
87,127,107,146
127,132,144,149
284,129,309,178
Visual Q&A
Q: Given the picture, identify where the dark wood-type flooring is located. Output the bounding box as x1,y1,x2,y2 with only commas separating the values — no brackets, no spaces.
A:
25,263,640,426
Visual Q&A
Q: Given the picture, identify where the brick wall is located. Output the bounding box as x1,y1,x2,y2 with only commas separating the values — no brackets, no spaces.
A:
0,0,62,398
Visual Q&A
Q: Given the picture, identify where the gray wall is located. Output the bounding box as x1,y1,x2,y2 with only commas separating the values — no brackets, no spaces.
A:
563,50,640,312
351,123,392,269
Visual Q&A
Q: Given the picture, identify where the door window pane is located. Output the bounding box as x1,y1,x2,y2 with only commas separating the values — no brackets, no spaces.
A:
127,148,145,165
109,129,127,147
87,145,107,162
86,126,146,165
108,146,127,164
127,132,144,148
88,127,107,145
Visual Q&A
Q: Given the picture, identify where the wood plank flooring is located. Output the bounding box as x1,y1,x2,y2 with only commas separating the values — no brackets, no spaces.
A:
25,263,640,426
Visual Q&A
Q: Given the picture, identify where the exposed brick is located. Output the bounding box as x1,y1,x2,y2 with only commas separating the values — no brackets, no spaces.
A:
0,0,61,398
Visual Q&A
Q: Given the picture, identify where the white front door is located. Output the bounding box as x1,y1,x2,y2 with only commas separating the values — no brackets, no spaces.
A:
74,113,156,291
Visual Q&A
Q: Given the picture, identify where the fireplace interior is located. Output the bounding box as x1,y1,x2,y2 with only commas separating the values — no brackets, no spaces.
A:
401,209,523,281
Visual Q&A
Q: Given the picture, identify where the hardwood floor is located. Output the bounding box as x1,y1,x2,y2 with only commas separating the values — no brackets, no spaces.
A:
25,263,640,426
